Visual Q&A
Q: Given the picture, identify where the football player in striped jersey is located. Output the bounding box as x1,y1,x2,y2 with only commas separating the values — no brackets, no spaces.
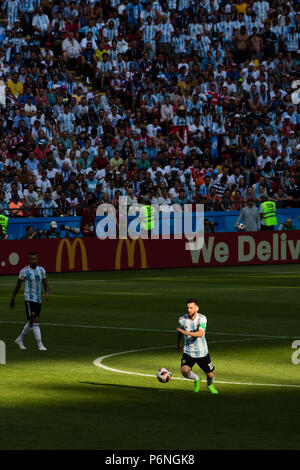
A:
176,298,218,394
10,252,49,351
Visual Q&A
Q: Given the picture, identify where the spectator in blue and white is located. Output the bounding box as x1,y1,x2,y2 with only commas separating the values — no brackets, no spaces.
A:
106,140,120,160
65,75,77,95
56,151,72,172
0,190,10,216
47,74,64,92
198,173,213,200
141,88,159,116
177,0,190,13
140,2,156,24
57,105,76,135
286,27,299,54
80,19,100,42
59,161,71,184
35,190,58,217
182,138,203,159
13,106,31,129
112,53,127,74
102,19,118,42
219,13,235,46
280,16,292,42
157,15,174,56
186,93,203,115
32,6,50,43
188,15,202,41
181,174,196,203
5,181,24,203
96,52,112,90
282,105,299,126
139,16,159,56
193,33,211,60
1,0,22,30
24,152,39,173
20,0,40,35
50,12,66,36
125,0,143,32
200,107,212,129
209,115,226,138
172,26,190,61
253,0,269,23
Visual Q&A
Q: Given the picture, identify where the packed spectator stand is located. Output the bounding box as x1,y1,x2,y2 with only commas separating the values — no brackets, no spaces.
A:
0,0,299,234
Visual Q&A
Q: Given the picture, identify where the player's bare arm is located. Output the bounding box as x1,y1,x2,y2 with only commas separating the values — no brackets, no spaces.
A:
176,327,205,338
43,278,50,301
10,279,23,309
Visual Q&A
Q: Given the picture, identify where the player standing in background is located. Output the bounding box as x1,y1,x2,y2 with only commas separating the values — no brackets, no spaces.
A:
10,252,49,351
176,298,219,394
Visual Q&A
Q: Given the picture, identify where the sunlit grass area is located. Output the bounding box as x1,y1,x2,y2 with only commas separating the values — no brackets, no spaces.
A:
0,265,299,450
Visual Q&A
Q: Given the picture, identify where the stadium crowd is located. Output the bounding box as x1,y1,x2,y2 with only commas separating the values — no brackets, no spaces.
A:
0,0,299,234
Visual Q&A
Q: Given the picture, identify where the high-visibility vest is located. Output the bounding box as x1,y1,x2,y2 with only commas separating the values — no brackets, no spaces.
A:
261,201,277,226
142,205,155,231
0,214,8,235
9,201,23,217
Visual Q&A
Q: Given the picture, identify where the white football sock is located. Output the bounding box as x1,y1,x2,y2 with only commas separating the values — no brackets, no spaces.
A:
187,371,199,381
32,324,42,344
18,322,32,340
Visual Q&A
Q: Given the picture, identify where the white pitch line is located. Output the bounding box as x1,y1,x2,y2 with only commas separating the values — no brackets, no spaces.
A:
93,345,300,389
1,319,298,388
0,280,107,286
0,321,298,340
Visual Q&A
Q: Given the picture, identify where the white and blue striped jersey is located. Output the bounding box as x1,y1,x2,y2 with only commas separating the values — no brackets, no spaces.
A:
18,265,46,304
32,13,50,32
253,0,269,23
140,24,158,44
286,32,299,52
1,0,22,25
158,22,174,43
57,112,75,133
219,20,235,41
21,0,40,13
178,313,208,358
178,0,190,12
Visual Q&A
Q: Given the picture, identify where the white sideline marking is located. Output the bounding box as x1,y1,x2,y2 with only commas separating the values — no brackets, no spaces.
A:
1,270,300,287
93,344,300,389
0,280,107,286
1,319,298,388
0,321,298,340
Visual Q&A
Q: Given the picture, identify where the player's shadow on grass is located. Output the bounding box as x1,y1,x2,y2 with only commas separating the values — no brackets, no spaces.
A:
79,381,186,394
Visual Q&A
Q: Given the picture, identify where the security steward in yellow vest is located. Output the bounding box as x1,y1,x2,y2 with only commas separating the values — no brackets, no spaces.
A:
260,197,278,231
0,213,9,239
141,199,155,236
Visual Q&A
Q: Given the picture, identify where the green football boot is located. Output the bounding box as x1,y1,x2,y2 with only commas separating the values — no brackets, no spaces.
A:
193,378,201,393
208,384,219,394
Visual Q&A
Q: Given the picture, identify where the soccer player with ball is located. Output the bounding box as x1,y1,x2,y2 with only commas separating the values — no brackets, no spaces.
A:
176,298,218,394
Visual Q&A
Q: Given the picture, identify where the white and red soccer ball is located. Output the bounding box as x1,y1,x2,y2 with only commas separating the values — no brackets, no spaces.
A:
156,368,172,383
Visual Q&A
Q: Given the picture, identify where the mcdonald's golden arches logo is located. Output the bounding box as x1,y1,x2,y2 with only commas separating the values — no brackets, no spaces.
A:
115,238,147,270
56,238,88,272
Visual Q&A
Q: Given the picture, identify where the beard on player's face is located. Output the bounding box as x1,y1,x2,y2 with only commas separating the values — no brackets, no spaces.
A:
187,304,198,317
29,256,38,267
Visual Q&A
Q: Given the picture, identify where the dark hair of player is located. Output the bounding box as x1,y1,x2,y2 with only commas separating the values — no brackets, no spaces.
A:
28,252,37,257
186,298,199,306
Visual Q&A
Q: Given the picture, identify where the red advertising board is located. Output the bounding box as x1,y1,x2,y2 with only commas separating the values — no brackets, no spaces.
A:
0,231,299,275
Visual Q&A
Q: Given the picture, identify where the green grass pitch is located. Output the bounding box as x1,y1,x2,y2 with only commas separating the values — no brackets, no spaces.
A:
0,264,299,450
